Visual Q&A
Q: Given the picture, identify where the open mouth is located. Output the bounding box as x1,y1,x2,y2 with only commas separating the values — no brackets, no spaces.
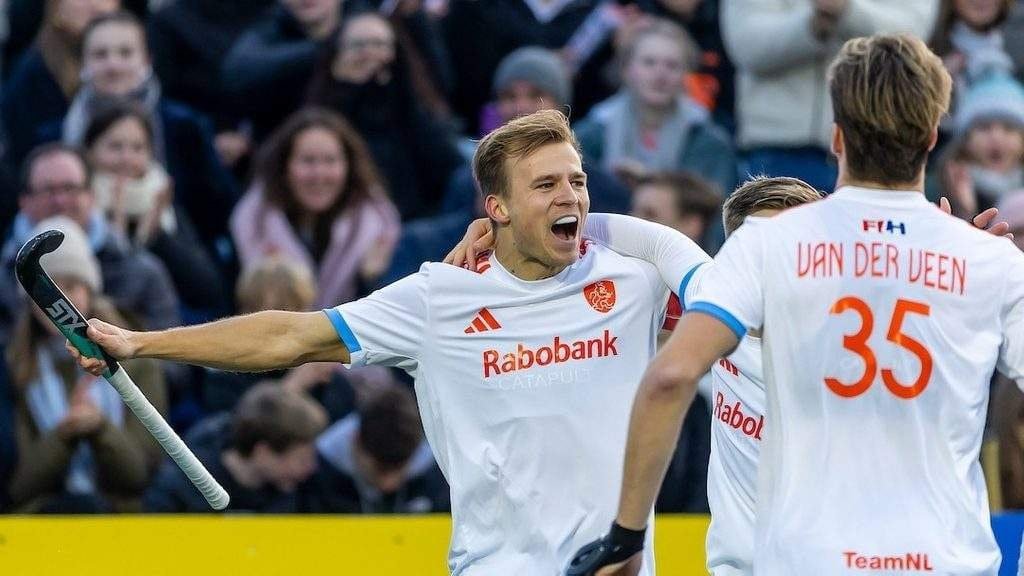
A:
551,215,579,242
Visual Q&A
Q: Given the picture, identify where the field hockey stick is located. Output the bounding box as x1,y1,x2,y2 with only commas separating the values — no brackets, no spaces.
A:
16,230,229,510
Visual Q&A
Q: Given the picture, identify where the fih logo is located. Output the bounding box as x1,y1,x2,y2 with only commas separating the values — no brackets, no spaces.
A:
45,299,87,331
584,280,616,313
862,219,906,235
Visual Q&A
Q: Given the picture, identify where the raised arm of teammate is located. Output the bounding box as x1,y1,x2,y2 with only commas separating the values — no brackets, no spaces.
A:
445,213,710,301
583,213,711,300
68,310,349,376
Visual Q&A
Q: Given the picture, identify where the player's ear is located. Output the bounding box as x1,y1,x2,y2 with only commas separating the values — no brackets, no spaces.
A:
830,123,844,157
926,127,939,152
485,194,511,226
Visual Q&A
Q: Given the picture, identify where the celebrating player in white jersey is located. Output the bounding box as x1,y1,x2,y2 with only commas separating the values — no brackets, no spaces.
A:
68,110,711,575
570,33,1024,576
700,177,822,576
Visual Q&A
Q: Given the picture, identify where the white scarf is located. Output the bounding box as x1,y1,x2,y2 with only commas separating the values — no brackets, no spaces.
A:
62,70,166,162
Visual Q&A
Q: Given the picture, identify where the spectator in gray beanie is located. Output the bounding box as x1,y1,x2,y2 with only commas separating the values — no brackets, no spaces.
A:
492,47,573,118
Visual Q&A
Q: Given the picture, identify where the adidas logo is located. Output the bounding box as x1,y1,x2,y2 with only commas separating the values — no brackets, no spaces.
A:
464,308,502,334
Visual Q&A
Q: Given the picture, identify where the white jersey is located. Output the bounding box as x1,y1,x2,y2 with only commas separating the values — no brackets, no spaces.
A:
691,186,1024,575
327,241,703,575
706,335,764,576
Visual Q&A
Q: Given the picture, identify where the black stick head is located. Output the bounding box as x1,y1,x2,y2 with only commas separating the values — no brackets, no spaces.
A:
14,229,119,377
14,229,65,288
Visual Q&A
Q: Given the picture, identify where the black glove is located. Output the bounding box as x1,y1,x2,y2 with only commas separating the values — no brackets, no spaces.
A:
565,522,646,576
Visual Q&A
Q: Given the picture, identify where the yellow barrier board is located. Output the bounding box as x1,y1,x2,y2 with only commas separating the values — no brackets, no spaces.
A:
0,515,710,575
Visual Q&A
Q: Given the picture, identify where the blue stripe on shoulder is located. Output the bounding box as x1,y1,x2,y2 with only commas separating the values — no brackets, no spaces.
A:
686,301,746,340
678,263,705,308
322,308,362,353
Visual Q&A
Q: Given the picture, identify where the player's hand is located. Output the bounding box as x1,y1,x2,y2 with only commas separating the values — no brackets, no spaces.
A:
566,523,645,576
939,197,1013,239
443,218,493,271
65,318,139,376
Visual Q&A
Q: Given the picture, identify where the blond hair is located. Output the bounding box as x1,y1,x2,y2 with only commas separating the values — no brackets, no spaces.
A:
472,109,581,198
723,176,822,236
236,257,316,314
828,33,952,185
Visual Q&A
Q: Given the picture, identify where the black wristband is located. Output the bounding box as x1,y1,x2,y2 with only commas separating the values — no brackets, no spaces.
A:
608,522,646,553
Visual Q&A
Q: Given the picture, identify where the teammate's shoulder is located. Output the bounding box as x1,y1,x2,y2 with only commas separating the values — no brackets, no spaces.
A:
580,238,652,268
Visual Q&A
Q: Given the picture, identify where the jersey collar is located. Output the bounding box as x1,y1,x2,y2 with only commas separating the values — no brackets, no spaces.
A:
831,186,931,207
486,251,579,290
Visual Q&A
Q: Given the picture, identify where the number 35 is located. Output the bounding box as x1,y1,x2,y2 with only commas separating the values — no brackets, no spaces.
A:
825,297,933,399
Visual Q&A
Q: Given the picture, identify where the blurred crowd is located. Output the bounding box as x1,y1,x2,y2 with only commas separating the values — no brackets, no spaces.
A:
0,0,1022,516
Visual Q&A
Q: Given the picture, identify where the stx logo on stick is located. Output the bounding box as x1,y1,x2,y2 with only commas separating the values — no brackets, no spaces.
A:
46,299,87,331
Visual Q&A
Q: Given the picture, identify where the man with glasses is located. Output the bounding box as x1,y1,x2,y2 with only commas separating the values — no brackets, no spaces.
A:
0,143,179,342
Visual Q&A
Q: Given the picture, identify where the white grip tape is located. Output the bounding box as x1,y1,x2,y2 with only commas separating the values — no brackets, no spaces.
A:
107,370,230,510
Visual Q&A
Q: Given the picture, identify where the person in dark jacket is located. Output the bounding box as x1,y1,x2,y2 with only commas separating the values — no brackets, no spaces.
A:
312,384,449,513
307,11,463,221
221,0,366,141
1,0,120,171
441,0,621,134
82,102,229,317
147,0,276,171
144,382,327,513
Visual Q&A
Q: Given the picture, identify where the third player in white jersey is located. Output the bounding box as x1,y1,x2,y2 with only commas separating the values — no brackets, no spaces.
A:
705,333,763,575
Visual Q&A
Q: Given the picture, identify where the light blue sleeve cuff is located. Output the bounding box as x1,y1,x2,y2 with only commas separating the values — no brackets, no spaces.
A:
687,301,747,340
678,263,704,308
322,308,362,353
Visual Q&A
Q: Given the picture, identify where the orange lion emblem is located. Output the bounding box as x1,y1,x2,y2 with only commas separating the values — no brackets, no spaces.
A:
584,280,616,313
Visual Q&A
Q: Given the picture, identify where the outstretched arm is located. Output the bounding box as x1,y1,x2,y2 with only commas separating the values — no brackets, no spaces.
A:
70,310,348,376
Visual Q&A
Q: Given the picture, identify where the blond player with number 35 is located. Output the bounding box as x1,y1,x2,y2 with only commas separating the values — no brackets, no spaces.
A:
570,33,1024,576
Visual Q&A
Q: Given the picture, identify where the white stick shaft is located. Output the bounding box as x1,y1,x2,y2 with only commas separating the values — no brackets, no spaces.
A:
106,369,230,510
